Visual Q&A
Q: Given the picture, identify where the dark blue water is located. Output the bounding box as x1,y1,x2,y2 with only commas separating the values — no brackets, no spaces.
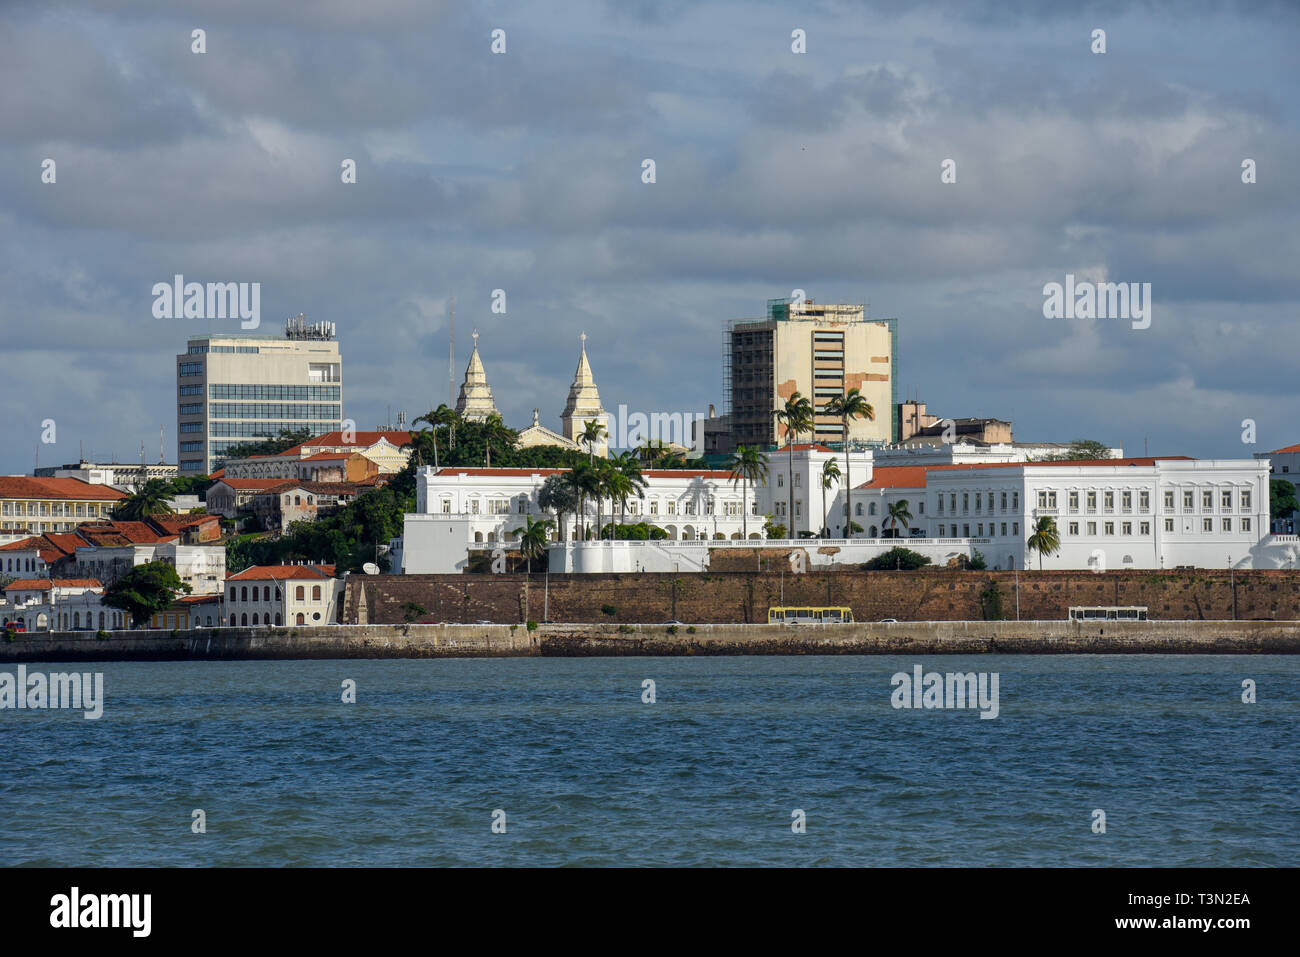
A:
2,656,1296,866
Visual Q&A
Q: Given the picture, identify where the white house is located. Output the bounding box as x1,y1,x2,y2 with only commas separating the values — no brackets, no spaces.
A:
223,564,344,627
0,578,125,632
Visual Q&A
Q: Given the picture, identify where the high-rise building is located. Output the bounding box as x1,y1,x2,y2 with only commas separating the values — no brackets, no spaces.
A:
176,316,343,475
723,297,898,452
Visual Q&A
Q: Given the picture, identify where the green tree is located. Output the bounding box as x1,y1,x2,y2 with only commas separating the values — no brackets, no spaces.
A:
219,428,313,461
514,515,555,572
824,388,874,534
864,547,931,571
1026,515,1061,570
102,561,192,627
1039,439,1112,462
885,499,913,539
579,418,607,465
773,392,814,537
1271,479,1298,523
610,452,647,532
538,471,580,542
726,445,769,539
112,479,176,521
820,457,841,537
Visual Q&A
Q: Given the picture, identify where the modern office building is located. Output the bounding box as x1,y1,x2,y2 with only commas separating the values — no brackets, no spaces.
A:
176,315,343,475
722,297,898,453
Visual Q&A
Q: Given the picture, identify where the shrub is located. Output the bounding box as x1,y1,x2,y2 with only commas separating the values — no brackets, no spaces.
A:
978,581,1004,621
666,625,679,635
864,547,932,571
967,548,988,571
96,629,110,641
601,604,618,617
686,626,697,634
617,624,635,634
4,627,16,643
526,620,538,632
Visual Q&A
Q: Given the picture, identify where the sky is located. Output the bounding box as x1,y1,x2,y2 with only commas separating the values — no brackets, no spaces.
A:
1,0,1297,473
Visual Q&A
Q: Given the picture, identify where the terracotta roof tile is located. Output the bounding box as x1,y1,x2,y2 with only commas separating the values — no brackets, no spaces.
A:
5,578,104,591
0,477,126,501
226,564,336,581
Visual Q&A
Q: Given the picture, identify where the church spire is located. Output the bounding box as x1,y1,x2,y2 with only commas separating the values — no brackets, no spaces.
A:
561,331,608,457
455,329,499,422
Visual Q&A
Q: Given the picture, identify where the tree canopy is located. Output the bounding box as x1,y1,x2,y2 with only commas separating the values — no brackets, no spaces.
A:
102,561,192,627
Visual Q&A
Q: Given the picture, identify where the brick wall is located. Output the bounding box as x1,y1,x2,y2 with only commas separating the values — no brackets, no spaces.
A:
343,569,1300,625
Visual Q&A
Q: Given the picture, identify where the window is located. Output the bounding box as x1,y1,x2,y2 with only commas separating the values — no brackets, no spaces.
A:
918,502,925,515
1183,491,1194,510
295,586,305,600
1001,492,1008,511
1121,522,1132,535
962,493,969,512
1121,491,1131,510
868,502,877,516
1068,522,1079,535
1221,490,1232,509
1242,517,1252,532
794,475,800,488
312,585,322,600
1139,491,1150,512
517,498,526,514
856,503,863,516
1086,491,1097,511
241,586,248,601
1140,522,1150,535
1164,490,1174,510
949,494,957,512
178,361,203,376
1087,522,1097,535
263,586,270,601
1104,522,1114,535
1104,492,1114,510
1164,518,1174,532
441,499,451,514
1012,522,1019,535
1222,518,1232,532
1000,522,1008,536
975,493,982,511
963,524,970,537
650,500,658,515
1202,518,1212,533
470,500,479,514
777,474,783,488
977,524,983,536
1202,490,1213,510
938,525,946,536
1068,491,1079,511
937,497,945,515
1242,491,1252,509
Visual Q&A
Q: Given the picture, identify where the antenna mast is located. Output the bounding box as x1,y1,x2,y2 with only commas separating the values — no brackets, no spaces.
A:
448,296,455,410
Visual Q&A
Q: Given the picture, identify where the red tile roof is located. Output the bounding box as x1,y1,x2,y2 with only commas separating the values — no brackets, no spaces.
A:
0,535,68,564
1264,444,1300,455
74,521,178,547
227,564,337,581
174,593,222,605
4,578,104,591
280,431,413,457
786,443,836,452
857,457,1196,490
146,514,219,535
0,477,126,501
435,467,737,479
209,468,226,479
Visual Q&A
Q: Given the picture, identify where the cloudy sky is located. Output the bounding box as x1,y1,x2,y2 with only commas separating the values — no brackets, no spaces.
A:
2,0,1297,474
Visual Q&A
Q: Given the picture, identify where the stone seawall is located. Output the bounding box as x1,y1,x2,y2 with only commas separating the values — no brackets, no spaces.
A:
343,569,1300,626
2,620,1298,661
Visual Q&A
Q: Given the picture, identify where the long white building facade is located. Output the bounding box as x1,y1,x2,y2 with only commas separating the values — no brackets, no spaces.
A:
393,449,1287,573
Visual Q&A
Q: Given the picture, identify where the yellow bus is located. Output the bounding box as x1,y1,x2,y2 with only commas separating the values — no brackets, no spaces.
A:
767,606,854,624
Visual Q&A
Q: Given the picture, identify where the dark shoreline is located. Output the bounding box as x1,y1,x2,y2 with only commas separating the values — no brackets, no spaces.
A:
3,620,1299,661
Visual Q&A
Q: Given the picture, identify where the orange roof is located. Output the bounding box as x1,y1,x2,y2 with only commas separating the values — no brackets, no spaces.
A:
5,578,104,591
210,468,226,479
0,535,72,564
857,456,1195,490
174,593,222,605
1264,444,1300,455
45,532,85,556
0,477,126,501
435,467,736,479
227,564,336,581
75,521,177,547
147,514,219,534
213,478,285,490
281,431,413,457
786,443,836,452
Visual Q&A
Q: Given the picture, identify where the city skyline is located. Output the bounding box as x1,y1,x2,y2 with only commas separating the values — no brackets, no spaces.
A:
2,1,1297,474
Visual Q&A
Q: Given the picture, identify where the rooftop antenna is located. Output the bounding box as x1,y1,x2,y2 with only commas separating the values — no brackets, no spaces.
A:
448,296,455,410
160,425,165,464
140,441,146,465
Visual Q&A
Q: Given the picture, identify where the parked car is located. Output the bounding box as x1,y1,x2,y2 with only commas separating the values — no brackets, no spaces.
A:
3,621,26,633
878,618,898,624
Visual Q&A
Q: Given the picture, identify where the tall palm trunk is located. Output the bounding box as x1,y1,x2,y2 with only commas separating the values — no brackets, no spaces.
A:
787,443,795,538
843,419,852,537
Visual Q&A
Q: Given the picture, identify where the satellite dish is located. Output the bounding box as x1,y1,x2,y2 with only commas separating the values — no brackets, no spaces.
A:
362,562,380,575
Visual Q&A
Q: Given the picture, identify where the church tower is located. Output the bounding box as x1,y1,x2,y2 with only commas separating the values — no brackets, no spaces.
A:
560,332,609,457
455,330,499,422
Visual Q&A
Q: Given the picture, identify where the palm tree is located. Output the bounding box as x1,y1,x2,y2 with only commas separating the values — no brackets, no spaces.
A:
481,412,516,467
411,409,443,468
113,479,175,521
824,388,874,538
726,445,769,539
571,460,604,540
885,499,913,539
611,452,648,534
513,515,555,573
772,392,814,538
1026,516,1061,570
538,471,580,542
820,457,841,537
579,419,607,465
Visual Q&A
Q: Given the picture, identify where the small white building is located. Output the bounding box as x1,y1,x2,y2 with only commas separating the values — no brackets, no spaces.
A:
0,578,125,632
223,564,344,627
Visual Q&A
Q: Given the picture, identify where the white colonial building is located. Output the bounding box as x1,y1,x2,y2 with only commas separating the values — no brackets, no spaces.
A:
398,465,762,573
223,564,344,627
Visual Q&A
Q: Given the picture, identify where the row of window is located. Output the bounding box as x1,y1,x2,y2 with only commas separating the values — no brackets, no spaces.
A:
938,491,1022,515
936,523,1022,538
179,384,204,396
1,501,109,517
229,584,323,602
208,420,340,437
179,403,203,415
178,362,204,376
444,497,753,517
230,612,317,625
208,403,342,420
187,344,260,354
208,384,342,400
